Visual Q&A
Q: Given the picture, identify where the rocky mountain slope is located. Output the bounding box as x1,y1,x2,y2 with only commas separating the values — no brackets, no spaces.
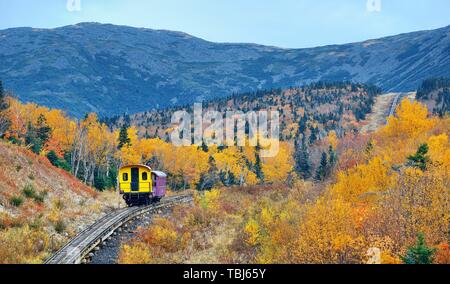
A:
416,77,450,115
1,23,449,117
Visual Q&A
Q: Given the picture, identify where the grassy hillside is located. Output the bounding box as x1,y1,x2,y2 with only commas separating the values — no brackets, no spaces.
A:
0,141,123,264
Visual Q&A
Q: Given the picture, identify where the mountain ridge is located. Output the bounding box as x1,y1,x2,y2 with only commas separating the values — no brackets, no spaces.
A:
1,22,449,117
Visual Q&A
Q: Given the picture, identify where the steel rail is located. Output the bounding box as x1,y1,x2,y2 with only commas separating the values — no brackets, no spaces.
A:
388,93,403,118
44,194,192,264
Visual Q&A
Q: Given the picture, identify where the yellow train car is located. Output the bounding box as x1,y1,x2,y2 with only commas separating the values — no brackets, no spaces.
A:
118,165,167,206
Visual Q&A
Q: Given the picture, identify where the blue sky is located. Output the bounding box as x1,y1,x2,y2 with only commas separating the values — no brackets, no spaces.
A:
0,0,449,48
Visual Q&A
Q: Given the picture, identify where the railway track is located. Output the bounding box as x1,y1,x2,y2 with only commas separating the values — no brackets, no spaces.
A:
387,92,416,118
361,92,409,133
45,194,193,264
387,93,403,118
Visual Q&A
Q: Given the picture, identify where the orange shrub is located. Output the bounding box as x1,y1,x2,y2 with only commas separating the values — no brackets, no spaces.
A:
118,243,152,264
434,243,450,264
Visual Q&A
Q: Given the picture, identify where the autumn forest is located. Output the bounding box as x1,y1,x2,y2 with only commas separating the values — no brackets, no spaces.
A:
0,78,449,264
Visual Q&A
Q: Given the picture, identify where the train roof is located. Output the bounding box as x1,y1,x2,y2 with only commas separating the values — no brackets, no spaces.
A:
119,164,152,171
152,171,167,177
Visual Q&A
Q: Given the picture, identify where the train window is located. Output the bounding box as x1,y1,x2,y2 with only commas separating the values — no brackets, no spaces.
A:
123,173,128,181
142,172,148,181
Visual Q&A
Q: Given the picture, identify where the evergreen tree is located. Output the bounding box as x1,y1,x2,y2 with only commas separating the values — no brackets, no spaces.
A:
407,144,430,171
118,125,131,149
309,126,318,145
200,141,209,152
294,138,311,179
402,233,436,264
46,150,70,171
46,150,59,165
197,156,219,190
315,152,328,181
25,123,42,154
254,143,264,183
25,115,51,154
328,145,337,169
298,115,308,134
36,114,51,143
220,170,236,187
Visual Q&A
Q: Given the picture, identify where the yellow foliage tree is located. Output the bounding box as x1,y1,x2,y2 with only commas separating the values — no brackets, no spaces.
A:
328,130,338,149
376,99,436,165
244,218,260,247
261,142,294,183
331,156,395,203
293,196,367,264
116,126,141,165
213,147,258,186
